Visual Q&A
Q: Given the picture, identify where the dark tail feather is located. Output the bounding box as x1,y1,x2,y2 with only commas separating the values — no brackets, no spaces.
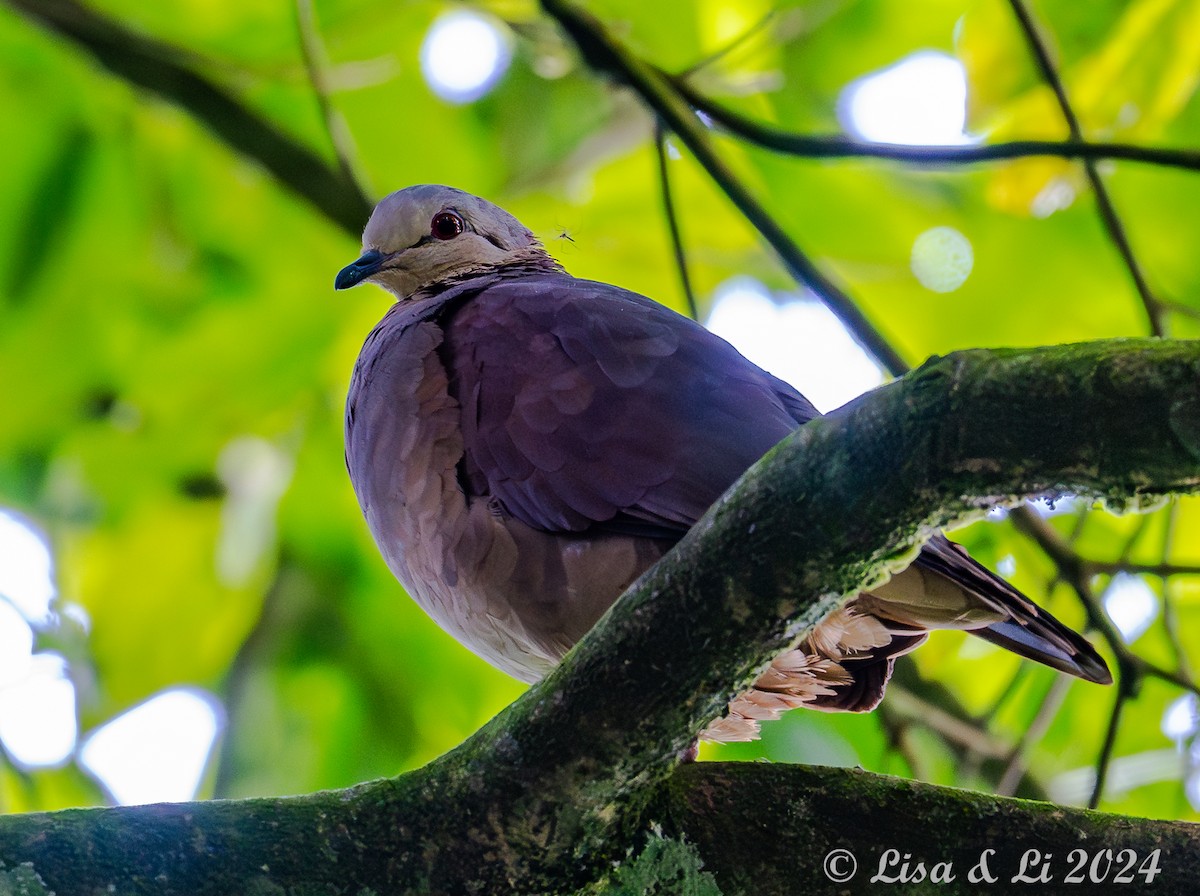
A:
916,535,1113,686
975,619,1113,684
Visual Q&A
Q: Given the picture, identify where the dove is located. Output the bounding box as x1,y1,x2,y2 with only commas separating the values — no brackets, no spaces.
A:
336,185,1110,741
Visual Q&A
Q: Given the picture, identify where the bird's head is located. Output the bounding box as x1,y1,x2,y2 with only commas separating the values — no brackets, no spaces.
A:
334,185,556,298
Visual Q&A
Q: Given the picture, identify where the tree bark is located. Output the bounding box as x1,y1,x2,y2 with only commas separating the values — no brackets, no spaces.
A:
1,338,1198,895
668,763,1200,895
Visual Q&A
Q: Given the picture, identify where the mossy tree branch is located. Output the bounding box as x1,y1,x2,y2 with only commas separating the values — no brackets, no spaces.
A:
0,339,1197,894
667,762,1200,895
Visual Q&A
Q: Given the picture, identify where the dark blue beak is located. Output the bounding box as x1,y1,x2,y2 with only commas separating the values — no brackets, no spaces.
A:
335,249,386,290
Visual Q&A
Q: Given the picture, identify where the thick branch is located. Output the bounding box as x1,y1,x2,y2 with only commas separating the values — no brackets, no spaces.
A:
4,0,371,237
669,763,1200,895
1,339,1198,894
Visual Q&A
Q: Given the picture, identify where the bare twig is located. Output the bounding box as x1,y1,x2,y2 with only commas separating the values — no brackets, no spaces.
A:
541,0,910,375
293,0,373,201
1140,659,1200,700
1088,559,1200,578
1114,512,1153,564
997,675,1070,796
1011,501,1200,805
668,75,1200,173
1159,503,1193,678
677,8,781,79
883,686,1008,760
1011,508,1128,658
1161,299,1200,322
1090,678,1134,809
653,122,699,320
981,661,1032,725
1066,503,1092,544
1007,0,1166,336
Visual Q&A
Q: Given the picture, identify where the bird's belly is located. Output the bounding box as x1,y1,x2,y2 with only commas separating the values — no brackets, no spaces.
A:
348,324,669,682
371,493,667,683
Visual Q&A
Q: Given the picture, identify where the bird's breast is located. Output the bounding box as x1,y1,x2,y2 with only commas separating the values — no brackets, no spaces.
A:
344,307,671,683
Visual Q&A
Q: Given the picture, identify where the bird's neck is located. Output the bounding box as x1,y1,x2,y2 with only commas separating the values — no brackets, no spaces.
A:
408,248,566,298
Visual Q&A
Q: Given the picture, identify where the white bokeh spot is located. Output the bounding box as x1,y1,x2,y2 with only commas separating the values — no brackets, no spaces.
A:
1103,573,1158,643
0,509,55,623
81,688,225,806
0,653,77,768
911,226,974,293
0,511,76,767
706,278,885,413
0,601,33,689
841,51,971,145
421,10,512,104
217,436,293,587
1162,694,1199,743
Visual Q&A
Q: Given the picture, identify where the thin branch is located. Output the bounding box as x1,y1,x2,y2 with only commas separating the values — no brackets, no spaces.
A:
293,0,373,202
1012,506,1200,723
882,685,1008,760
1090,678,1134,809
1011,508,1200,663
1070,573,1137,812
676,7,780,79
541,0,910,376
1010,507,1131,664
876,708,922,777
1114,510,1153,563
1066,503,1092,544
981,661,1032,726
1087,559,1200,578
1140,659,1200,700
1161,299,1200,321
888,662,1052,799
1160,503,1194,678
5,0,372,237
1007,0,1166,336
997,674,1070,796
668,75,1200,173
653,121,699,320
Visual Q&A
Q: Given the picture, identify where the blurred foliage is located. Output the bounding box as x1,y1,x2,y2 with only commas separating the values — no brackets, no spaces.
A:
1,0,1199,826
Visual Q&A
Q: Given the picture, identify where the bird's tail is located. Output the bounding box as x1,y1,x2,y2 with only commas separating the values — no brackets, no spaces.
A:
911,535,1112,685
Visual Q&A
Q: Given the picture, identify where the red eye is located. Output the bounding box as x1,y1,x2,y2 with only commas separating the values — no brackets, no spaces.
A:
431,211,465,240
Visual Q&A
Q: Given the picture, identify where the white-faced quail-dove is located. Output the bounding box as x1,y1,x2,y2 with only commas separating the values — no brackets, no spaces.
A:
336,185,1111,742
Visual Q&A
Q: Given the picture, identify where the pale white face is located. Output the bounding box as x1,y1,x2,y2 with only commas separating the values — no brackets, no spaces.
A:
335,185,544,298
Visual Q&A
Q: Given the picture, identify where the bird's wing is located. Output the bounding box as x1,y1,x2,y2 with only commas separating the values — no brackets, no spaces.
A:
437,269,1111,693
439,271,817,537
